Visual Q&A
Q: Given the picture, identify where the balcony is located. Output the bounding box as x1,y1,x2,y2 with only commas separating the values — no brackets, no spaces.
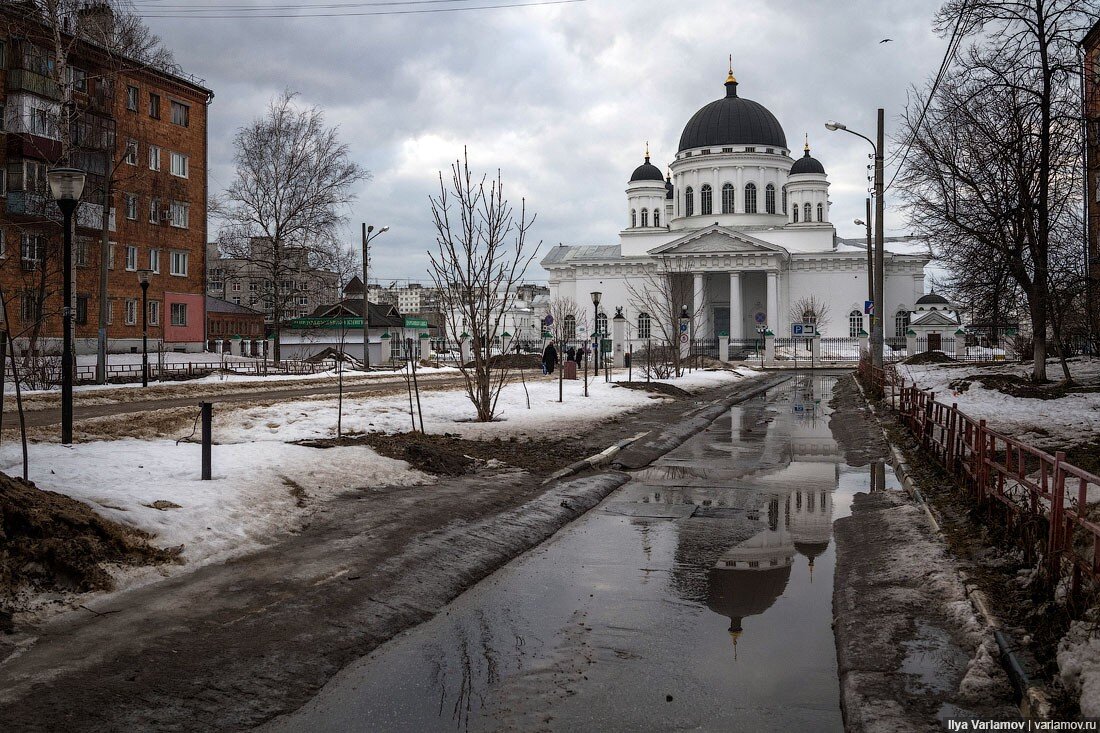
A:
6,69,61,101
6,191,112,230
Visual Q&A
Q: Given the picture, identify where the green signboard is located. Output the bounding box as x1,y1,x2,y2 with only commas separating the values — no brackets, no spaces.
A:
404,317,429,329
286,317,363,330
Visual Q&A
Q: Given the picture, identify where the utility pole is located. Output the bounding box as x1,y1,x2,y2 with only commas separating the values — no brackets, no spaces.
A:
873,108,885,379
362,223,370,371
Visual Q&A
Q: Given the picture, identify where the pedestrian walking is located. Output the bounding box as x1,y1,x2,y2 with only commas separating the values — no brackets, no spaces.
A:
566,345,576,363
542,342,558,375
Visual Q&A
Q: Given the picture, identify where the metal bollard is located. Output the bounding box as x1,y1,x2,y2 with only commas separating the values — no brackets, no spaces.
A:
201,402,212,480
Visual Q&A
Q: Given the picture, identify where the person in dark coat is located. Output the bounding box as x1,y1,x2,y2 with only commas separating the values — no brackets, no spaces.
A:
542,342,558,375
566,345,576,363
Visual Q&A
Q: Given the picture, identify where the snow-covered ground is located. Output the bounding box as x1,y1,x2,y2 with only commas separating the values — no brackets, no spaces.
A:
894,358,1100,448
14,366,758,594
1059,619,1100,718
74,352,263,366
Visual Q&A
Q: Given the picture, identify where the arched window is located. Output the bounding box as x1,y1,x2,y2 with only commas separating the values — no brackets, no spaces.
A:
895,310,910,337
654,209,660,227
765,183,776,214
744,183,757,214
721,183,735,213
630,209,636,228
637,312,651,339
640,208,649,227
849,310,863,337
595,312,608,336
684,187,694,217
792,205,799,223
564,314,576,338
781,186,787,213
700,184,713,215
803,202,812,223
816,203,824,222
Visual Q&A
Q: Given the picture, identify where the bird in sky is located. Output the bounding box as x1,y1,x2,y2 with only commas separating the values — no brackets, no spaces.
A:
880,38,893,43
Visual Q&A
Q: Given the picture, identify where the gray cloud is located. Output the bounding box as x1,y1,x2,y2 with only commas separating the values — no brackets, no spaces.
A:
149,0,946,282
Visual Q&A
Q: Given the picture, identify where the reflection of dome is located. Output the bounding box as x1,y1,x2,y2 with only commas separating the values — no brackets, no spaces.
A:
678,75,787,152
794,540,830,561
630,154,664,183
706,565,791,633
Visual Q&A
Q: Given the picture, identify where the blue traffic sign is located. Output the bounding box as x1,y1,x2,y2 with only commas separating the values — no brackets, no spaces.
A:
864,300,874,315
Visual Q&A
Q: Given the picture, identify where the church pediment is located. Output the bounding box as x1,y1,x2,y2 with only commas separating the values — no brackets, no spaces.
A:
910,309,959,327
648,226,788,257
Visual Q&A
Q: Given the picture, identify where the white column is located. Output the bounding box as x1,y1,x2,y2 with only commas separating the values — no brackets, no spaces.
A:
729,271,742,340
766,270,779,332
693,272,705,339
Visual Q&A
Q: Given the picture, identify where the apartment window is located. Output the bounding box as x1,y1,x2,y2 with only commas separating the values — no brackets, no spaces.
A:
170,152,189,178
169,201,189,228
125,193,138,219
21,292,41,323
75,295,89,326
126,85,139,111
108,242,117,270
124,139,138,165
126,245,138,271
75,236,90,267
149,300,160,326
106,299,113,325
298,296,308,306
149,145,161,171
170,302,187,326
148,92,161,119
20,233,45,270
232,282,242,292
0,230,5,257
149,248,160,273
231,296,241,305
170,101,190,127
170,250,188,276
68,66,87,92
149,197,161,224
125,299,138,325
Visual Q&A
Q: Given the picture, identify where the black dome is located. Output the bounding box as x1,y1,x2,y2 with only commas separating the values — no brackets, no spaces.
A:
630,155,664,183
790,148,825,175
916,292,950,306
678,78,787,152
665,174,674,200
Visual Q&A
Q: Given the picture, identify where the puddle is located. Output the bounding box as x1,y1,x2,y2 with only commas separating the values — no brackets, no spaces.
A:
264,374,901,732
900,622,969,695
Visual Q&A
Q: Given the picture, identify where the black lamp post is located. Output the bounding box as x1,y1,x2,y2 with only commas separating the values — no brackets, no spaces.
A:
137,268,152,387
361,224,389,370
590,291,602,377
47,166,87,445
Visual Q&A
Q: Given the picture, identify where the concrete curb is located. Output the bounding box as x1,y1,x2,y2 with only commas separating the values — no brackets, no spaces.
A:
851,374,1050,721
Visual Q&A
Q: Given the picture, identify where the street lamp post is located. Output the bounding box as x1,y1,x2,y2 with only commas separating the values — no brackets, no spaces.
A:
855,202,873,305
590,291,602,378
137,269,152,387
361,223,389,371
827,113,885,382
47,166,87,445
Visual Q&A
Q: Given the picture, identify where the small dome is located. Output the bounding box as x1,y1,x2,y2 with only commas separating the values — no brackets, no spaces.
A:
665,173,674,200
678,73,787,152
630,154,664,183
790,143,825,175
915,291,950,306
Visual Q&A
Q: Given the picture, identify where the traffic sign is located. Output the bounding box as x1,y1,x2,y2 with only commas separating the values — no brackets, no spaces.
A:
679,322,689,334
680,333,689,344
543,314,554,327
792,323,816,337
864,300,874,316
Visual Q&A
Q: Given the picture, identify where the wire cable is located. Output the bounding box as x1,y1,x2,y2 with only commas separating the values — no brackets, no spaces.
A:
129,0,585,18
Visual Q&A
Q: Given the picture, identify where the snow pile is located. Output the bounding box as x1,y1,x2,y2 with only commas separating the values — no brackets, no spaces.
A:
1058,620,1100,718
896,359,1100,447
214,367,758,443
0,439,430,573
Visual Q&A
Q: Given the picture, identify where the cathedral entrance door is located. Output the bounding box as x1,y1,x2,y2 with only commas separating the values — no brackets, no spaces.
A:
713,306,730,337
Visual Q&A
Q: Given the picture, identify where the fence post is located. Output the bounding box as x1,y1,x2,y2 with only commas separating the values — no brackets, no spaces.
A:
977,419,988,504
1049,451,1065,590
201,402,212,481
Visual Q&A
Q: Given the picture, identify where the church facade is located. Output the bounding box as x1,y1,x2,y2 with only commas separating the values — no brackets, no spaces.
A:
542,68,930,341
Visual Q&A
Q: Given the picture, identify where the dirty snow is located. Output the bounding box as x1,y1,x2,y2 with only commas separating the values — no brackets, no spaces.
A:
1058,620,1100,718
894,358,1100,448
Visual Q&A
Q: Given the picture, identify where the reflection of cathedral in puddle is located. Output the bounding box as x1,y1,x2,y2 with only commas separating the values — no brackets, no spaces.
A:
706,487,834,648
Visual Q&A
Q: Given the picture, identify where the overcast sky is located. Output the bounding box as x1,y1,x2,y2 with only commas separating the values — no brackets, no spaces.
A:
142,0,948,284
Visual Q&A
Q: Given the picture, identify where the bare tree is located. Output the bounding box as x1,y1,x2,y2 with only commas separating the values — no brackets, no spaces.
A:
788,294,832,331
214,91,368,362
900,0,1098,382
625,260,702,378
427,151,539,422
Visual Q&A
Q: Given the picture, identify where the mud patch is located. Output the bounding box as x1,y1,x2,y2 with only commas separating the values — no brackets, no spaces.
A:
904,351,957,365
949,373,1100,400
612,381,691,399
0,472,179,604
296,432,592,476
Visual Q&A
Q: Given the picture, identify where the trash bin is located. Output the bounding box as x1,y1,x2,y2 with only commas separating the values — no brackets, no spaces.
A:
563,360,578,380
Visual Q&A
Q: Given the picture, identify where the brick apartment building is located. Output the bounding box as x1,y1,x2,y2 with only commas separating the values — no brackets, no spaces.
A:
1084,19,1100,348
1,3,213,355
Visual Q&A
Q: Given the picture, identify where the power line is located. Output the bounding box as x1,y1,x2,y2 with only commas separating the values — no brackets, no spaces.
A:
126,0,514,9
129,0,586,19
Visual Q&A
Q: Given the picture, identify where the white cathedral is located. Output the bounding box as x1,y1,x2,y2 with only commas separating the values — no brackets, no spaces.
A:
542,66,931,341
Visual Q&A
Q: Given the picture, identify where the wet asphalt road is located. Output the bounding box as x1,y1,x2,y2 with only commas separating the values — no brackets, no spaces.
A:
265,373,901,732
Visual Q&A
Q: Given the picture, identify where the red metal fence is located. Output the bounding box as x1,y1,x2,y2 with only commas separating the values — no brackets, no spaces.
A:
860,359,1100,605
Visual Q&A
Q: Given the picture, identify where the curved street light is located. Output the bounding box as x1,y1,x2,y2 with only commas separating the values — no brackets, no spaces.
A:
361,223,390,370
